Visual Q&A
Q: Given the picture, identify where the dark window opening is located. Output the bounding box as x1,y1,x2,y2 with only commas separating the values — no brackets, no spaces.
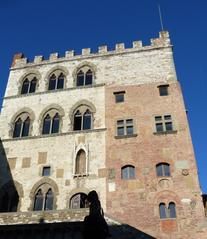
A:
159,85,169,96
156,163,170,177
57,73,64,89
13,118,22,138
42,114,51,135
121,165,135,179
34,189,44,211
42,166,51,176
85,70,93,85
51,113,60,134
77,71,84,86
70,193,88,209
44,189,54,211
159,203,167,219
22,117,30,137
29,78,37,93
155,115,173,133
74,111,82,130
83,110,91,130
48,74,56,90
21,79,29,94
169,202,176,218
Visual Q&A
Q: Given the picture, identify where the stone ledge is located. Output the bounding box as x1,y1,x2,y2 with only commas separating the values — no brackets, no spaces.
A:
114,134,138,139
1,128,107,142
153,130,177,135
4,83,105,100
0,209,89,225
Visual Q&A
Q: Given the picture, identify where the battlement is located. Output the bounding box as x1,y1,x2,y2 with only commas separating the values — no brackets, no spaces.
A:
11,31,171,69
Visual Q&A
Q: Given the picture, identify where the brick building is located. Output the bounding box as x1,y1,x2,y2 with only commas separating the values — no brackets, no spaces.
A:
0,31,206,238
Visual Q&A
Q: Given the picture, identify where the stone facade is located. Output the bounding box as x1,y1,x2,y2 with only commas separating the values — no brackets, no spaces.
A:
0,31,206,238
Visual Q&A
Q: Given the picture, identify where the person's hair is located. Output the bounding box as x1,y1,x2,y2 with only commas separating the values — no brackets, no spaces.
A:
87,190,99,203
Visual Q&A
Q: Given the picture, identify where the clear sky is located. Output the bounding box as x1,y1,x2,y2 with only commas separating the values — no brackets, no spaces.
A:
0,0,206,192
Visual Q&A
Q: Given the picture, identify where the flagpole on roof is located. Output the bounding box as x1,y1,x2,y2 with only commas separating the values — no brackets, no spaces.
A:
157,1,164,31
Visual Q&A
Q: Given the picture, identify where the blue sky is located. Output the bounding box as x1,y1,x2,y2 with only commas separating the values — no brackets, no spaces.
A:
0,0,206,192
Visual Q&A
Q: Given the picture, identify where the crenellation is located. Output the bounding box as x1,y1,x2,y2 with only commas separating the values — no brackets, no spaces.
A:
10,32,172,68
65,50,75,58
34,55,43,64
133,40,142,49
98,45,108,53
82,48,91,55
115,43,125,51
49,53,59,61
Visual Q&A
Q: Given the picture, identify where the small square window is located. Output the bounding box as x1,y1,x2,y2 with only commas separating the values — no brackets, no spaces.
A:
114,91,125,103
159,85,169,96
42,166,51,176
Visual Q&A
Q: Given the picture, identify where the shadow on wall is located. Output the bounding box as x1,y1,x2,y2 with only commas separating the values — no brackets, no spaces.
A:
0,221,156,239
0,139,20,212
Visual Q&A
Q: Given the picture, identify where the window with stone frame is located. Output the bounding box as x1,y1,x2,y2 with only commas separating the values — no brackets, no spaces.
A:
156,163,171,177
116,119,134,136
114,91,125,103
70,193,88,209
42,111,60,135
73,106,92,131
48,71,65,90
159,202,176,219
33,184,54,211
13,113,31,138
155,115,173,133
21,75,37,94
158,85,169,96
76,66,93,86
121,165,135,179
75,150,86,175
0,190,19,213
42,166,51,176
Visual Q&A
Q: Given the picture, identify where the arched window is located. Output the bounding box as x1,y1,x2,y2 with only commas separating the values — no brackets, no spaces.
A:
159,203,167,219
76,67,93,86
21,76,37,94
75,150,86,175
169,202,176,218
156,163,170,177
44,189,54,211
42,112,60,135
73,107,92,131
33,185,54,211
121,165,135,179
13,114,31,138
0,190,19,213
159,202,177,219
48,72,65,90
70,193,88,209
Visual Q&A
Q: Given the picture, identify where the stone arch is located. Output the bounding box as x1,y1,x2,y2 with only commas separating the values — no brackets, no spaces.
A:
72,61,97,86
67,188,90,209
18,69,41,95
0,180,24,212
39,104,65,134
29,177,59,211
69,100,96,123
44,65,69,90
9,107,35,138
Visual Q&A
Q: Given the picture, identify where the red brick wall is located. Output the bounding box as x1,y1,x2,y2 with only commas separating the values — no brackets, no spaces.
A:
105,82,205,238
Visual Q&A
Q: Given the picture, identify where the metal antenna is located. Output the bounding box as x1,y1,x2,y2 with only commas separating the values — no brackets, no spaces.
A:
157,1,164,31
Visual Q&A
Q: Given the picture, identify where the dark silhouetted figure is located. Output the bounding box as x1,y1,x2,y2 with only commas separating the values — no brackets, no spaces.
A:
83,190,109,239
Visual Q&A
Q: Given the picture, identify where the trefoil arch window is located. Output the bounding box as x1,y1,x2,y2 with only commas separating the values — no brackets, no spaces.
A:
33,185,54,211
76,67,93,86
159,202,176,219
73,106,92,131
121,165,135,179
21,76,37,94
156,163,170,177
13,113,31,138
48,72,65,90
42,112,60,135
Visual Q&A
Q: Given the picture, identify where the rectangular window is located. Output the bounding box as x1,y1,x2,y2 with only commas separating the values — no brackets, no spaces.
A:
158,85,169,96
42,166,51,176
155,115,173,133
116,119,134,136
114,91,125,103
